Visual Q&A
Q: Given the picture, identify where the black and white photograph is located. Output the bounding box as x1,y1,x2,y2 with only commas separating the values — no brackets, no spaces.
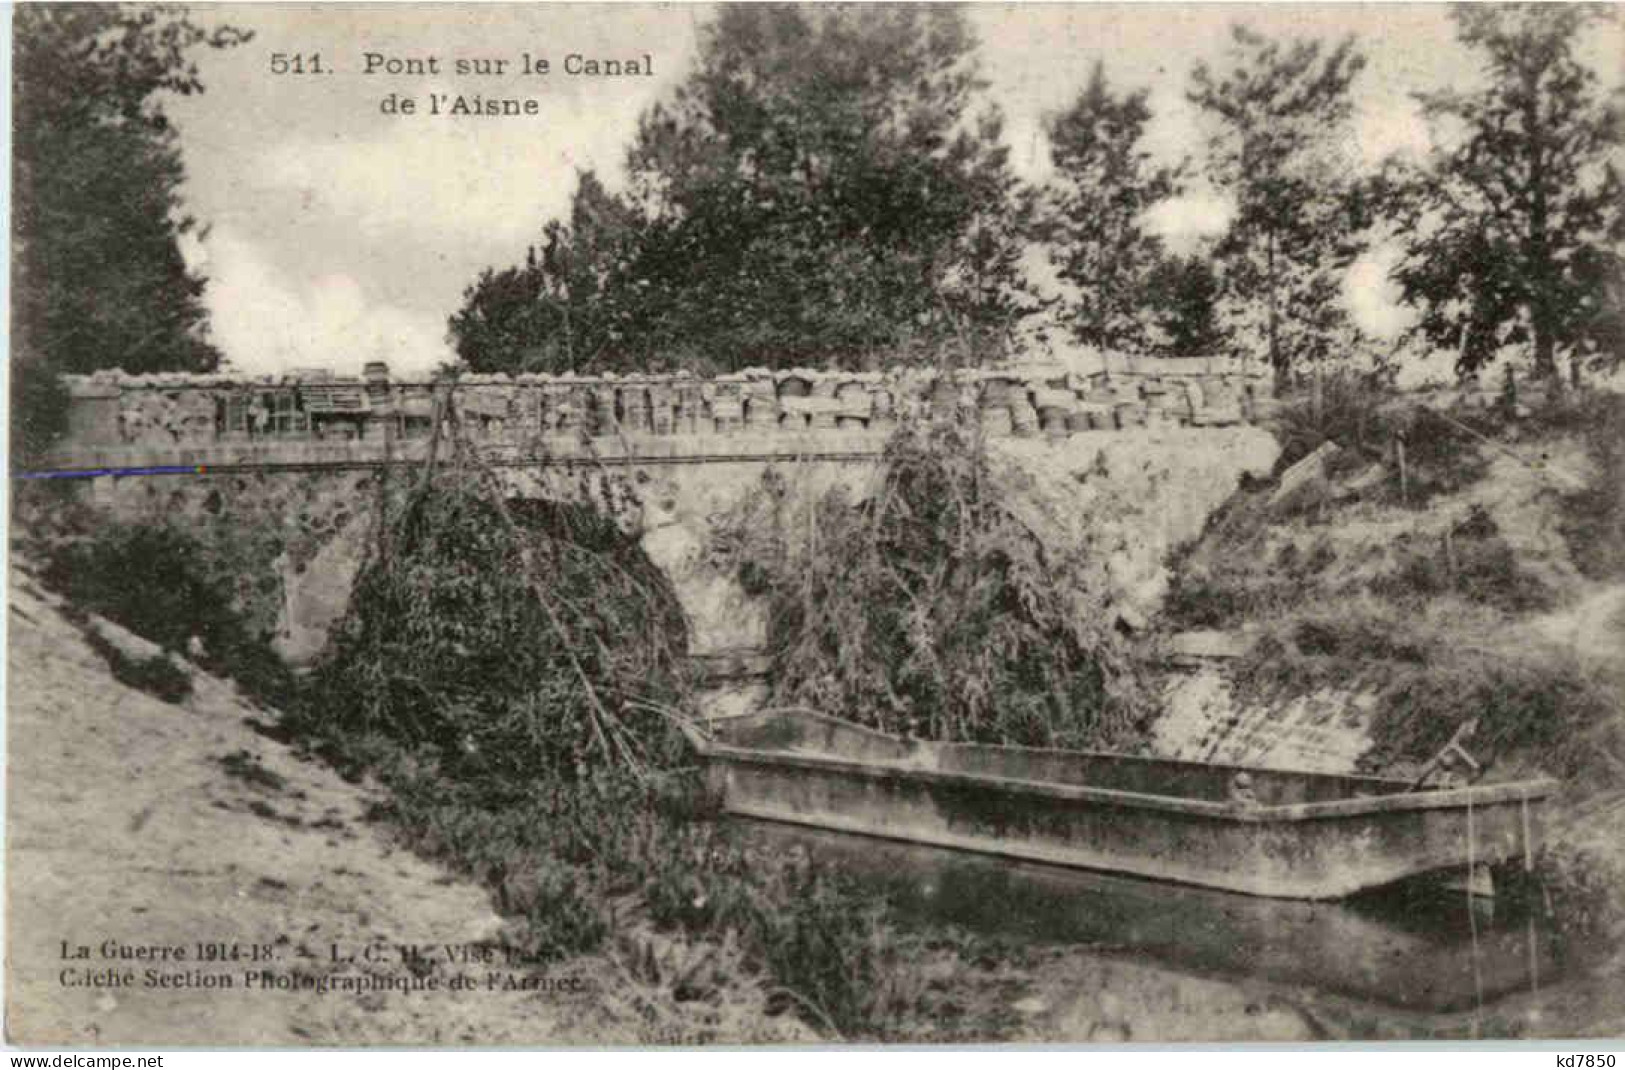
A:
5,0,1624,1050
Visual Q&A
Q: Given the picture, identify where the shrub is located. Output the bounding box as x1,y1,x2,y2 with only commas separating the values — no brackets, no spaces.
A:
1554,392,1625,580
1271,367,1394,473
1226,608,1620,783
1373,506,1555,612
720,420,1147,750
1531,844,1624,972
83,628,193,703
34,518,298,708
1364,649,1619,780
307,453,691,791
1383,406,1495,507
1270,371,1495,506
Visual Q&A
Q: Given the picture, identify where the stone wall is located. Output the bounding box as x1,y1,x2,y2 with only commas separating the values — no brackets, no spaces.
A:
1151,634,1377,774
53,358,1273,461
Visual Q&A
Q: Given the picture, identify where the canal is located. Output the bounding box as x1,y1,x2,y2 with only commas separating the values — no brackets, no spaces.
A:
734,816,1557,1022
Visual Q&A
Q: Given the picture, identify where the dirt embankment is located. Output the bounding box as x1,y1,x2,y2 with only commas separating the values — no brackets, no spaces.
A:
1145,391,1625,1039
4,575,678,1046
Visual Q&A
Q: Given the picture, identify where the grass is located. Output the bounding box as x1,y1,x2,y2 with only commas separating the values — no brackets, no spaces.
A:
81,627,194,704
1549,392,1625,580
1222,609,1620,783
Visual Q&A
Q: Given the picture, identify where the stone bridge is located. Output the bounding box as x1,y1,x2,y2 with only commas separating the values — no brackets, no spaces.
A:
38,360,1282,694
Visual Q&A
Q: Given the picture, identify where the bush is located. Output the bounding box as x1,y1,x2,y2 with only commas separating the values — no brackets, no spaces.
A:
307,459,691,793
1373,506,1555,612
1554,392,1625,580
1531,844,1624,972
1272,368,1394,472
1384,407,1495,507
34,519,299,708
1271,371,1495,507
83,628,193,703
719,420,1147,750
346,732,926,1037
1226,608,1619,783
1364,649,1619,780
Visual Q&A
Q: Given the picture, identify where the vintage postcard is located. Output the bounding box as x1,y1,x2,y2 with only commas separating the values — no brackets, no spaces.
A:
7,0,1624,1050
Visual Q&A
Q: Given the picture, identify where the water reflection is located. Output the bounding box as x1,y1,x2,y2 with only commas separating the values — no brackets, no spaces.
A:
733,817,1554,1013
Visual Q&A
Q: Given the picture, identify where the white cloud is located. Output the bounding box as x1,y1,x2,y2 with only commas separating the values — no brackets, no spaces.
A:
1344,243,1417,343
1355,98,1432,166
1142,187,1234,256
199,226,452,378
252,78,655,252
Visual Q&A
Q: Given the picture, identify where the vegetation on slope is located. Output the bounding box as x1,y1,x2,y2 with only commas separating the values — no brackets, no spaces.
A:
1167,378,1625,778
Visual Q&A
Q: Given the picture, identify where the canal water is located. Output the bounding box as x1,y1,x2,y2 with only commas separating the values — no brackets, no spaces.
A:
732,816,1556,1015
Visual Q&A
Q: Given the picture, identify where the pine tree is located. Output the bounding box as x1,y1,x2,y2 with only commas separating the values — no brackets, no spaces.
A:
1043,62,1180,354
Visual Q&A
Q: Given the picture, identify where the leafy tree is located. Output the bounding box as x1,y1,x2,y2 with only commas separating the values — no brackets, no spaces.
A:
1190,26,1369,384
11,4,247,459
1389,4,1622,378
1142,253,1227,357
453,5,1039,374
451,172,646,375
1042,61,1179,353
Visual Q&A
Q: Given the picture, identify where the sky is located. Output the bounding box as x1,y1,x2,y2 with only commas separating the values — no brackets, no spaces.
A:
160,3,1624,377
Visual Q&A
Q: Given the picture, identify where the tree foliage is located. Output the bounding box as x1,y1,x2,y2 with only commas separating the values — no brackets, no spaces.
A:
1190,26,1370,381
718,423,1147,750
1042,62,1179,353
312,407,691,791
11,4,247,458
1389,4,1623,377
451,5,1038,375
1142,253,1227,357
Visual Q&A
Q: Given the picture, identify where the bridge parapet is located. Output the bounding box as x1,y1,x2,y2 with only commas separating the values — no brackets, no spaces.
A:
51,359,1273,470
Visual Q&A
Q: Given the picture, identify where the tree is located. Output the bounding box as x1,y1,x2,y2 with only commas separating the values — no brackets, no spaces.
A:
450,172,643,375
453,4,1039,374
1142,253,1227,357
1043,61,1179,353
1190,26,1369,384
11,4,248,458
1389,4,1622,378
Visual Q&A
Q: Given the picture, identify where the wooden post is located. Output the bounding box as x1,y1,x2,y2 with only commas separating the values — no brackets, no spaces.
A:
1396,434,1409,506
